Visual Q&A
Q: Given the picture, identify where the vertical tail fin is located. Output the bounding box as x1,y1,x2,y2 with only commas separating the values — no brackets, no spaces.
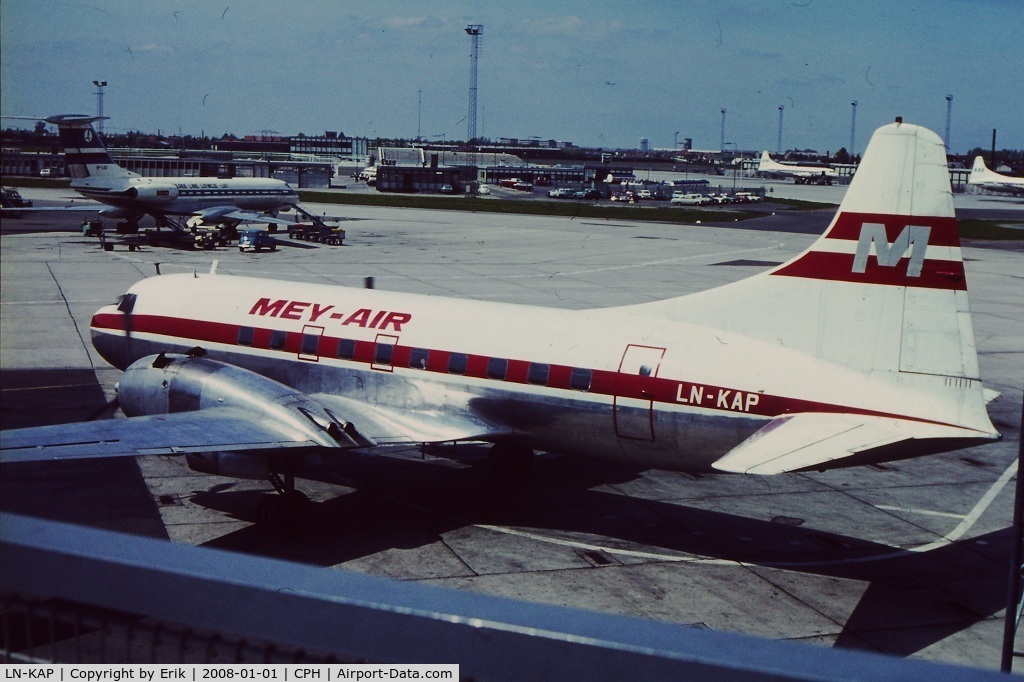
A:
45,114,137,181
626,120,979,381
970,155,989,181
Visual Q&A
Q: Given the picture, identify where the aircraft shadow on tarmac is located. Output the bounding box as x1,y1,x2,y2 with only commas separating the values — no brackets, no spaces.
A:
190,447,1012,659
0,368,1012,658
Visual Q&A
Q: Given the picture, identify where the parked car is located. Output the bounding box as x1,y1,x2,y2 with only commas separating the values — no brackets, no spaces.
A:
548,187,576,198
238,229,277,252
0,187,32,217
636,189,653,199
670,192,710,206
610,191,639,203
574,188,603,200
732,192,763,203
439,184,455,194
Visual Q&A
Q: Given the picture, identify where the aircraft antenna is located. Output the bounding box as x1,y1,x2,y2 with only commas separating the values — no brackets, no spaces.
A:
465,25,483,144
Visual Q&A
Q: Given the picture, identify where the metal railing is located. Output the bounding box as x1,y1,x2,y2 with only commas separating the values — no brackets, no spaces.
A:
0,512,1003,680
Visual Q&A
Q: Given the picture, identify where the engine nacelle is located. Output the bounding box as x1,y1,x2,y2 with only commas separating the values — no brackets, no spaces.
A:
118,352,354,449
125,183,178,202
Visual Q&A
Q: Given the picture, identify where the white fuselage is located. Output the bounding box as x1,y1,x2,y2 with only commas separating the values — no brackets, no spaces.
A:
90,273,977,472
71,175,298,218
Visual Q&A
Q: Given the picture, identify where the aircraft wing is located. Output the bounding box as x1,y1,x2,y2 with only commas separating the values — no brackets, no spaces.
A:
189,207,297,227
711,413,984,475
1,204,103,213
1,389,502,465
0,407,326,464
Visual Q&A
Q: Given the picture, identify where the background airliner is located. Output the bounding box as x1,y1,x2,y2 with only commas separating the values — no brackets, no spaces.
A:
0,120,1000,531
968,155,1024,195
6,115,299,231
757,150,837,184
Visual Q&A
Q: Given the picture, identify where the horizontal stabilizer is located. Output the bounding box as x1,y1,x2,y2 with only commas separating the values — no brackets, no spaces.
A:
711,413,983,475
0,407,325,464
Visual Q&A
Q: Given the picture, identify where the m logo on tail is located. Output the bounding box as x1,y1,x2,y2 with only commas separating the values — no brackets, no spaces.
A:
852,223,931,277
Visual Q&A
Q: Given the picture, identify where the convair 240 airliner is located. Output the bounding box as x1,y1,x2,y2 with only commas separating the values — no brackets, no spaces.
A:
968,155,1024,195
38,114,299,230
0,120,1001,530
758,150,838,185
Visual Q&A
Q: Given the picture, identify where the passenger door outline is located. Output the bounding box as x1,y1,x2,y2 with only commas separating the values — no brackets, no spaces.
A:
613,344,665,441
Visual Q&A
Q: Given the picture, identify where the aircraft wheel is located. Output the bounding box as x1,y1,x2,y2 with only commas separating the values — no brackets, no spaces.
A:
256,490,310,533
488,442,534,482
239,246,245,252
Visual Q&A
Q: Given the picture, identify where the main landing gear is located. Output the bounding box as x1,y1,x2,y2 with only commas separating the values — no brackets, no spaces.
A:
256,469,311,533
488,442,535,482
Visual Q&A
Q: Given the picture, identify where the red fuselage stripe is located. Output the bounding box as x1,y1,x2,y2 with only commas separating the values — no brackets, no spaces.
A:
90,312,963,429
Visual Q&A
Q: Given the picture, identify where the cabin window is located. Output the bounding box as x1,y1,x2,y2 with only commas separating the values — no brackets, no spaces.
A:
448,353,468,375
301,333,320,356
409,348,429,369
570,367,592,392
336,339,356,360
528,363,550,386
374,342,394,365
237,326,254,346
487,357,508,381
269,330,287,350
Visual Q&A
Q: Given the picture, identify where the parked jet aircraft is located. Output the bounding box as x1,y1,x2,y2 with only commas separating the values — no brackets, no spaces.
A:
0,120,1001,531
758,151,837,185
3,115,299,230
968,155,1024,195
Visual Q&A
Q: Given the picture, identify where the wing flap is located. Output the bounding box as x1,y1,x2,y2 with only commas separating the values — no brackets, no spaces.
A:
0,407,321,464
711,413,978,475
313,393,500,445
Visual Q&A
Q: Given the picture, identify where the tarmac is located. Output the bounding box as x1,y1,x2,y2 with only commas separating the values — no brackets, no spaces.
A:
1,185,1023,672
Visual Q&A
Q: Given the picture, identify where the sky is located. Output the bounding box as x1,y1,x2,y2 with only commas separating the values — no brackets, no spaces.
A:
1,0,1021,154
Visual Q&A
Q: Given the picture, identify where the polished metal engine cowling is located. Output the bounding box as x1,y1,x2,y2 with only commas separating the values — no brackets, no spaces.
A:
117,352,355,449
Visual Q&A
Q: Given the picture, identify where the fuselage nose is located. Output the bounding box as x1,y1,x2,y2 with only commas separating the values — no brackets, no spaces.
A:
90,304,131,370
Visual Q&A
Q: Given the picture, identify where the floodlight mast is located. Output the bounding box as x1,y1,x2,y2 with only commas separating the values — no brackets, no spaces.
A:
944,94,954,152
93,80,107,135
850,100,858,157
465,25,483,144
777,105,784,154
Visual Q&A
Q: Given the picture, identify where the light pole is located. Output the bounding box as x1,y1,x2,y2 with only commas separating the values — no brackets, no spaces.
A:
720,109,726,152
849,100,857,158
465,25,483,144
92,80,107,135
944,94,954,153
777,105,784,154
